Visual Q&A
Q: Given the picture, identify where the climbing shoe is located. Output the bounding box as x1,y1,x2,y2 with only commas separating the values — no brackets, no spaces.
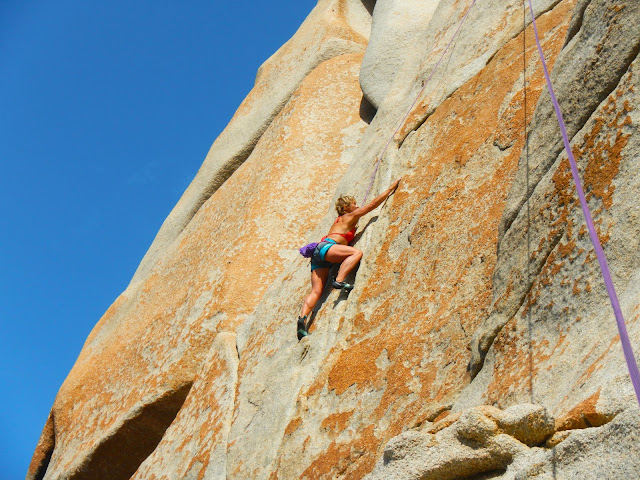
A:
332,280,354,292
297,316,308,341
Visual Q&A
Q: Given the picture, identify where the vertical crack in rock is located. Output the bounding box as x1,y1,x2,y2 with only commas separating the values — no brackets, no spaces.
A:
361,0,376,16
562,0,592,47
70,384,192,480
469,231,563,378
397,0,565,147
471,0,640,378
499,0,640,238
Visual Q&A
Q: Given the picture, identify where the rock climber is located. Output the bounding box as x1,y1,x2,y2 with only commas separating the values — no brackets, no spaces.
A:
297,178,401,339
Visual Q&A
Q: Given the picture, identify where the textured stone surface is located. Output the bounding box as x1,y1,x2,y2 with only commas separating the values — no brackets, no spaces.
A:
35,49,369,480
360,0,441,109
267,2,583,477
130,333,238,480
129,0,372,286
467,0,640,395
27,411,54,480
365,405,528,480
497,403,555,446
460,41,640,429
367,405,640,480
31,0,640,479
468,0,640,379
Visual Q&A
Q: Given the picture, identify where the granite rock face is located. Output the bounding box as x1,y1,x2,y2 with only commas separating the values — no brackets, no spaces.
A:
359,0,441,109
30,0,640,479
129,0,373,286
366,405,640,480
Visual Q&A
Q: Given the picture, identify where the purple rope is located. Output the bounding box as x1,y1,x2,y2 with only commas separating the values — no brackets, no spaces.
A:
527,0,640,407
362,0,478,203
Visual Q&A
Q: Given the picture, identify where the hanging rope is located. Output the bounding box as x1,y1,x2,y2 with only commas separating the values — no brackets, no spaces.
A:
526,0,640,408
522,0,534,404
362,0,478,203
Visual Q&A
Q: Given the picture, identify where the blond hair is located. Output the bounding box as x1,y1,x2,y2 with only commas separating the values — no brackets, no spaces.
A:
335,195,356,216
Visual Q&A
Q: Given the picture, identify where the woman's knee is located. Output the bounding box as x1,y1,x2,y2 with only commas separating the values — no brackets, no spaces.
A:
352,249,363,260
310,285,322,297
305,292,318,306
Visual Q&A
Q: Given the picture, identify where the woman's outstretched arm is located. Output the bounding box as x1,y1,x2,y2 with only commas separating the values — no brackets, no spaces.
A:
347,179,401,220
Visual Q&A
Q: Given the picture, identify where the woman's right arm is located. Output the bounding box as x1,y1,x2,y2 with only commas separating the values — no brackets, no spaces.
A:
349,179,401,220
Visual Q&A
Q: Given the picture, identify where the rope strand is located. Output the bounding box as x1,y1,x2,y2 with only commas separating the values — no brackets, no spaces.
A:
523,0,534,405
362,0,478,203
527,0,640,408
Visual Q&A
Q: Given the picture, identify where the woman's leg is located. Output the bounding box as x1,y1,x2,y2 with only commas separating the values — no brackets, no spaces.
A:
300,268,330,318
324,245,363,282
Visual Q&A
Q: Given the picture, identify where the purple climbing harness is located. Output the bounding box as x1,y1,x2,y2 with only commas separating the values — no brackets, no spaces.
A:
299,242,318,258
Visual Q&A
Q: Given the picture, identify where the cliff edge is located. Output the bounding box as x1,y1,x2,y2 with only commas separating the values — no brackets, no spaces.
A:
29,1,640,479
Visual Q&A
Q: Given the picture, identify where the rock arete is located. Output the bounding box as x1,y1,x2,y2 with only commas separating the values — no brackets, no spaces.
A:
29,1,640,479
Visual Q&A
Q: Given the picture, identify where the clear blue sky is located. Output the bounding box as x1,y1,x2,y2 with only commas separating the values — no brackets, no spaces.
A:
0,1,313,476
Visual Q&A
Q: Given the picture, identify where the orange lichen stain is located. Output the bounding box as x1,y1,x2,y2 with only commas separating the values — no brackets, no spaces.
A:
573,279,581,296
485,310,569,406
541,71,632,298
268,470,279,480
555,390,615,431
595,3,628,55
327,338,384,395
418,363,439,399
302,435,312,453
47,51,372,474
571,334,620,390
431,409,451,424
373,360,413,418
578,225,587,237
304,372,327,399
428,411,462,434
300,425,378,480
284,417,303,437
321,410,355,433
580,98,630,212
351,311,369,332
83,292,129,347
550,260,566,276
